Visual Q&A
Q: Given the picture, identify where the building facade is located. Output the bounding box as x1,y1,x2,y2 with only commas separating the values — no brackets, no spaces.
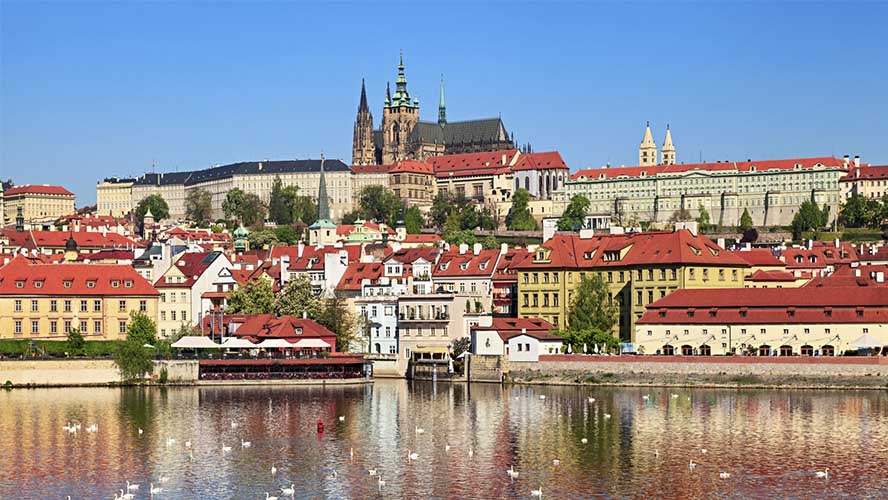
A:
1,185,75,227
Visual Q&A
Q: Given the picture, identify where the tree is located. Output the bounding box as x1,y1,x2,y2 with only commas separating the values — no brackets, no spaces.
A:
341,210,361,225
791,200,829,239
185,188,213,223
669,207,693,222
404,206,424,234
268,176,293,225
481,235,500,249
316,295,360,352
358,185,402,224
273,274,320,318
247,229,279,249
223,188,266,227
507,188,537,231
135,194,169,223
286,186,317,226
839,194,881,229
695,204,711,230
557,195,590,231
274,225,300,245
558,327,620,354
225,278,275,314
568,275,619,333
66,327,84,353
113,339,154,381
126,311,158,346
430,192,454,228
738,208,754,232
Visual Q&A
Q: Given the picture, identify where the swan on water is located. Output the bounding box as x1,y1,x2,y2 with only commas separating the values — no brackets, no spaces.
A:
408,450,418,461
689,460,697,470
531,486,543,497
264,493,278,500
280,484,295,497
126,481,139,491
222,445,232,453
368,468,377,476
150,483,163,496
271,464,277,475
719,472,731,479
339,416,345,422
815,468,830,479
242,439,252,448
378,476,386,490
506,465,519,480
581,438,588,444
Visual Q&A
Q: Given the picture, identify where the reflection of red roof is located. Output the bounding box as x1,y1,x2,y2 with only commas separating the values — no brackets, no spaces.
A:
337,262,384,291
572,157,846,181
639,287,888,324
0,255,158,296
516,230,747,269
3,184,74,196
730,249,784,267
435,248,502,278
511,151,569,171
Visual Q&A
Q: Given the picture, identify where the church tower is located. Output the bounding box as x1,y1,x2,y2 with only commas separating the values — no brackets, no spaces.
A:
381,51,419,164
639,121,658,167
352,79,376,165
661,125,676,165
438,74,447,127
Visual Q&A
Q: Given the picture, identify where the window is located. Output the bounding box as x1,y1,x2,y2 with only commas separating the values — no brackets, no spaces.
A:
543,273,549,284
80,320,88,333
63,280,72,288
125,280,133,288
181,310,186,321
553,294,559,307
636,291,643,304
31,300,38,312
34,280,43,289
119,300,126,312
64,320,72,333
111,280,120,288
517,343,523,351
161,311,167,321
119,321,127,334
80,300,88,313
94,300,101,312
50,321,57,334
553,274,559,283
532,294,539,307
385,326,391,337
670,269,677,280
140,300,147,312
94,321,102,334
523,294,529,307
15,280,24,288
171,311,177,321
719,269,725,281
14,321,22,335
14,300,21,312
171,293,177,303
543,294,549,307
50,300,57,312
180,292,186,302
31,320,39,334
86,280,96,288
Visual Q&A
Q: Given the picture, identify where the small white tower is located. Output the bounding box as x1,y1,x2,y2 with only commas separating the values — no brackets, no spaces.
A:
661,125,676,166
639,122,658,167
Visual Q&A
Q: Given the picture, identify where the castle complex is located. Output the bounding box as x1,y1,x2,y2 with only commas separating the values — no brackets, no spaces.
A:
352,53,515,165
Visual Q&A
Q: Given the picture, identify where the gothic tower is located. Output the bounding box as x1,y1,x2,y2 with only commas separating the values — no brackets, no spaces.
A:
438,74,447,127
639,121,658,167
381,51,419,164
352,79,376,165
661,125,676,165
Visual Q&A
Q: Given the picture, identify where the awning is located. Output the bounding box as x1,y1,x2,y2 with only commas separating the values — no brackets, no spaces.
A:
292,338,331,349
171,336,221,349
256,339,294,349
221,338,257,349
850,333,883,349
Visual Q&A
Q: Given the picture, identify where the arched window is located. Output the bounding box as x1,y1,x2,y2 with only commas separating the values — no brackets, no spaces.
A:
662,345,675,356
681,345,694,356
391,123,400,145
515,178,520,192
524,177,530,191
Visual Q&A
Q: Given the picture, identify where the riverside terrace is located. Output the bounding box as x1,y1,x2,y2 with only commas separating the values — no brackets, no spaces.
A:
197,357,368,381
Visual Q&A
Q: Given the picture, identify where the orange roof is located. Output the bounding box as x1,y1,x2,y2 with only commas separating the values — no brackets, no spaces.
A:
511,151,569,171
0,255,158,296
747,270,800,282
0,230,141,250
428,149,517,177
3,184,74,197
730,249,784,267
233,314,336,347
572,157,846,181
435,248,502,278
839,165,888,182
336,262,384,291
351,164,392,173
155,251,223,288
401,234,442,244
268,245,361,271
389,160,434,174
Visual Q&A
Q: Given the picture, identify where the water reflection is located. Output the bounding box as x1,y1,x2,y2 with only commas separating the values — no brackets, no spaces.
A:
1,382,886,499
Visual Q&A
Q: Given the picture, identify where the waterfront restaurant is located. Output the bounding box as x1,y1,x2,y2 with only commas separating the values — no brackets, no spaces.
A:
635,287,888,356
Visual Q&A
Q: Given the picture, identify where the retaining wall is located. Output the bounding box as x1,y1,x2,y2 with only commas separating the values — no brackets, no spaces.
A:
0,359,122,386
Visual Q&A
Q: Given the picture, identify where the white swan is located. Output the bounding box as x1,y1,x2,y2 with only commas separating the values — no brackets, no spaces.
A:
719,472,731,479
408,450,418,461
468,448,474,457
671,394,679,398
701,448,707,454
604,413,612,419
815,467,829,479
184,441,191,449
581,438,588,444
642,395,649,401
588,397,595,403
126,480,139,491
150,483,163,496
241,439,252,448
414,426,425,434
552,459,560,466
506,465,519,480
377,476,386,490
230,420,238,429
445,443,451,452
368,468,377,476
87,424,98,433
264,493,278,500
338,415,345,422
280,484,295,497
689,460,697,470
539,395,546,400
120,489,134,500
271,464,277,475
138,428,143,435
531,486,543,497
222,445,232,453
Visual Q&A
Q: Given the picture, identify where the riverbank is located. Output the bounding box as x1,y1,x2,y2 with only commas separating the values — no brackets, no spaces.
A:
506,354,888,390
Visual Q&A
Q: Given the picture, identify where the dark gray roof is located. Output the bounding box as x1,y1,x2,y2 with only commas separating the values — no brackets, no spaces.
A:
132,159,350,187
373,118,509,148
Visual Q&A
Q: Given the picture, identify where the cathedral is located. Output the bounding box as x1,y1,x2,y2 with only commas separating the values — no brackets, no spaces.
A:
352,53,516,165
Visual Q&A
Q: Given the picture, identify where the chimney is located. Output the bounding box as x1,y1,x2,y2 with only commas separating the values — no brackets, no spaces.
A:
843,155,850,168
854,155,860,168
807,239,814,250
521,328,526,335
855,269,861,277
297,242,305,258
877,272,885,283
579,228,595,239
834,238,840,248
500,243,508,255
459,243,469,255
473,242,482,255
502,154,507,165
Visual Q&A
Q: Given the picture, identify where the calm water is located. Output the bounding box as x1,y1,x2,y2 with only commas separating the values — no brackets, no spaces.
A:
1,381,887,500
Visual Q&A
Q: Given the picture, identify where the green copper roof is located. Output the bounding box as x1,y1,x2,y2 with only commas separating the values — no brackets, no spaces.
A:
387,50,416,109
438,74,446,127
310,155,336,230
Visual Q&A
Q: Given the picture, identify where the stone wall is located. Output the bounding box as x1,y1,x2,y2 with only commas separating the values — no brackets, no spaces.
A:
0,359,122,386
152,360,199,382
467,354,507,383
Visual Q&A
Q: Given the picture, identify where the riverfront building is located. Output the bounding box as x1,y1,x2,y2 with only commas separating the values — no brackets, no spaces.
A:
635,287,888,356
0,255,159,341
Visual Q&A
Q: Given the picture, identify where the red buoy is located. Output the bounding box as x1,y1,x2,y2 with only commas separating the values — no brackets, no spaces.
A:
317,418,325,433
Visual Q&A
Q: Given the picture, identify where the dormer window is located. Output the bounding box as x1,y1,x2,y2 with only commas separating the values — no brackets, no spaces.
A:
809,256,817,263
63,281,72,288
795,255,803,263
34,281,43,289
124,280,133,288
111,280,120,288
583,251,594,260
295,327,303,335
460,262,469,270
15,280,24,288
603,250,620,262
479,261,489,271
440,262,449,271
86,280,96,288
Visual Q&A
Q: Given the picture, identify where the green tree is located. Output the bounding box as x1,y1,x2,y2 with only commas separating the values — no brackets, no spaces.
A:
225,278,275,314
695,204,711,230
358,185,402,224
557,195,590,231
430,192,455,228
481,235,500,249
316,295,360,352
738,208,754,232
113,340,154,381
404,206,424,234
268,176,293,225
274,225,300,245
135,194,170,223
507,188,538,231
341,210,361,225
791,200,829,239
474,206,497,230
185,188,213,223
66,327,85,354
273,274,321,318
443,210,462,236
568,275,619,333
286,187,317,226
247,229,279,249
558,327,620,354
126,311,158,346
222,188,266,227
839,194,881,229
669,207,693,222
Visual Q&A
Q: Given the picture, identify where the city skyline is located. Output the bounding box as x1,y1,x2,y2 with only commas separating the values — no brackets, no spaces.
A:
2,1,887,204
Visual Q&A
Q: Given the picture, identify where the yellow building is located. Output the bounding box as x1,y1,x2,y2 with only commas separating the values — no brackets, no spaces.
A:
1,184,75,227
515,228,749,341
96,178,135,217
0,256,159,341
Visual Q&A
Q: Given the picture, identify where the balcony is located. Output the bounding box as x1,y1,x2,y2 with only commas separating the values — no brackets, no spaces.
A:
398,312,450,322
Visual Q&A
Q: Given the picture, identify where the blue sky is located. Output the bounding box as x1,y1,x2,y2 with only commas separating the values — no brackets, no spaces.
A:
2,1,886,204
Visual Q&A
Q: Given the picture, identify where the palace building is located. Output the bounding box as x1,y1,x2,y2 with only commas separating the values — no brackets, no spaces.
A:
352,53,515,165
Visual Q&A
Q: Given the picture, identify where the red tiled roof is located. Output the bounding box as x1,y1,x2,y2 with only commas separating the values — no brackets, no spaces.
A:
434,248,502,278
428,149,517,177
75,249,135,262
385,246,441,264
268,245,361,271
803,264,888,288
155,251,222,288
511,151,569,171
473,317,561,341
782,245,857,269
730,249,784,267
3,184,74,197
401,234,442,244
515,230,747,270
0,255,158,296
572,157,846,181
351,164,392,173
0,230,141,250
493,248,531,281
839,165,888,182
336,221,396,236
336,262,384,291
747,270,800,282
232,314,337,349
639,287,888,325
389,160,434,174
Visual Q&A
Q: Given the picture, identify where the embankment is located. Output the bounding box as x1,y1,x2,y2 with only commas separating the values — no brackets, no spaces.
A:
507,355,888,389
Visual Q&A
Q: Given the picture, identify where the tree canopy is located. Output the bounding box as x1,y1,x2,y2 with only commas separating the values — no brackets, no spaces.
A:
568,275,619,333
357,185,402,224
738,208,754,232
135,194,169,223
222,188,266,227
695,204,711,230
557,195,590,231
126,311,158,346
839,194,883,229
267,177,317,226
791,200,830,239
185,188,213,223
430,192,497,231
315,295,360,352
507,188,537,231
225,278,275,315
404,206,424,234
273,274,321,319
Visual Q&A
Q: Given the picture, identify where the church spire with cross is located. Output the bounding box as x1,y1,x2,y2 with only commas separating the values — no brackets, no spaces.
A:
438,74,447,127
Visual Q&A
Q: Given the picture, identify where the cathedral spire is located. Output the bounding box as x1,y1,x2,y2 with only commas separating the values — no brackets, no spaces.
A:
438,74,447,127
639,121,658,167
317,153,330,222
389,50,415,108
358,78,369,113
385,81,391,106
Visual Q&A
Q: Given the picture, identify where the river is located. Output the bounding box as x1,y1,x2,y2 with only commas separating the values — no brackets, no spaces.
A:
1,381,886,499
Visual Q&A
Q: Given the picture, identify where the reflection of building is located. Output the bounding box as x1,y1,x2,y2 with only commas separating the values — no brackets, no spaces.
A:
0,255,159,340
636,287,888,356
515,228,749,341
352,54,515,165
1,184,75,226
